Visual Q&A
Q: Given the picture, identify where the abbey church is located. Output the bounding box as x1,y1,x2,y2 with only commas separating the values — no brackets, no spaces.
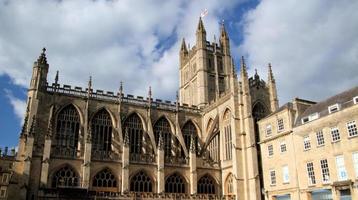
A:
3,17,357,200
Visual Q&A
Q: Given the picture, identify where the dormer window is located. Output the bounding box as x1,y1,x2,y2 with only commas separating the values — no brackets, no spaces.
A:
328,104,340,114
354,96,358,104
301,113,320,124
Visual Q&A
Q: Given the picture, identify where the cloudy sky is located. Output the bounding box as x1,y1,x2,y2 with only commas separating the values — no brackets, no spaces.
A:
1,0,357,148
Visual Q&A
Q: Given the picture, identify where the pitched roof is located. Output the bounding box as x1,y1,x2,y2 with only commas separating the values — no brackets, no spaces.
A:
295,86,358,126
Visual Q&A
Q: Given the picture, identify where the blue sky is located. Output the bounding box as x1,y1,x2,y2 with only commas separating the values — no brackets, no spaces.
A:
1,0,358,148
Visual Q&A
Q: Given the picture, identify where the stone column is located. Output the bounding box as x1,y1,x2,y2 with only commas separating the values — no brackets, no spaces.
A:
157,132,165,194
189,136,197,194
82,134,92,188
40,135,52,186
122,128,130,193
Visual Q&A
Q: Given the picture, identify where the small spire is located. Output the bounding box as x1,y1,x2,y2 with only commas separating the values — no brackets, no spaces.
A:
158,131,164,151
268,63,275,83
55,70,59,85
240,56,248,77
37,47,48,65
180,38,188,53
124,127,130,147
254,68,260,80
29,115,37,137
20,103,30,137
196,17,206,33
148,86,152,106
190,134,196,153
220,20,228,39
87,76,92,97
118,81,123,101
176,90,179,110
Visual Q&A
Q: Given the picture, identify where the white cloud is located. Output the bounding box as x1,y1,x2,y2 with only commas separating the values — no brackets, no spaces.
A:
240,0,358,103
0,0,243,100
4,89,27,124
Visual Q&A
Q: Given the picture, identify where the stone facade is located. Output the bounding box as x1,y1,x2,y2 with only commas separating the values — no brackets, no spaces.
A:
8,18,279,200
258,87,358,200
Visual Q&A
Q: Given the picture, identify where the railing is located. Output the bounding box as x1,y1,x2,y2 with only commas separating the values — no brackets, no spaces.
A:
130,153,156,163
51,146,78,159
46,83,201,113
92,150,121,161
164,156,189,165
39,189,236,200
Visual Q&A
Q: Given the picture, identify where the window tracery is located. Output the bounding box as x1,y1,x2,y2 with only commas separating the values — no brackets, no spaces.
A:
54,105,80,158
197,175,216,194
92,168,117,188
91,109,112,155
165,173,186,193
182,121,198,153
223,110,232,160
130,171,152,192
52,165,79,188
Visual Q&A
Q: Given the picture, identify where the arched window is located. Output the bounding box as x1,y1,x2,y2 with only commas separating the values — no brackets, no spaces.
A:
165,173,186,193
54,105,80,157
123,113,143,155
130,171,152,192
153,117,172,157
197,175,216,194
223,110,232,160
52,165,79,188
91,109,112,154
225,174,234,195
182,121,198,153
92,168,117,189
207,134,220,162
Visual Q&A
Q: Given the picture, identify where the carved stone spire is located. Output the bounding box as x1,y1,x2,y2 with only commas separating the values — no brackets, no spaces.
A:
268,63,275,83
267,63,279,112
196,17,207,49
37,48,48,66
20,103,30,137
55,70,59,85
176,90,179,111
148,86,152,106
118,81,123,102
28,115,37,137
190,134,196,153
220,20,228,39
196,17,206,33
87,76,92,98
158,131,164,151
180,38,188,53
240,56,248,78
124,127,130,147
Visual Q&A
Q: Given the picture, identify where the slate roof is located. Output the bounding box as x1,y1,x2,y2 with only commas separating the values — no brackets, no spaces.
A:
295,86,358,126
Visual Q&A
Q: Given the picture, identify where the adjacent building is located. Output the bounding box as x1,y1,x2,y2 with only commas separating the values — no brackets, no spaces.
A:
258,87,358,200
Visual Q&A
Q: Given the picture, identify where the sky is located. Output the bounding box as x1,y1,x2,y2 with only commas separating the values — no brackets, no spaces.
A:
0,0,358,148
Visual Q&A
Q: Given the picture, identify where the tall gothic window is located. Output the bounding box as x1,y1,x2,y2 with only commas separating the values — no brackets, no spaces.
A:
92,168,117,189
225,173,233,195
123,113,143,154
54,105,80,157
130,171,152,192
52,165,79,188
165,173,186,194
153,117,172,157
197,175,216,194
223,110,232,160
207,133,220,162
91,109,112,154
182,121,198,153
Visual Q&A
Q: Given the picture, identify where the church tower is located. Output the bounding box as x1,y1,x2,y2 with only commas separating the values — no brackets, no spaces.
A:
179,18,233,107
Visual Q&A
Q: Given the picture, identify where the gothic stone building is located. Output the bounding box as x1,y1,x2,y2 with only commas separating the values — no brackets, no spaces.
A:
11,18,279,200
